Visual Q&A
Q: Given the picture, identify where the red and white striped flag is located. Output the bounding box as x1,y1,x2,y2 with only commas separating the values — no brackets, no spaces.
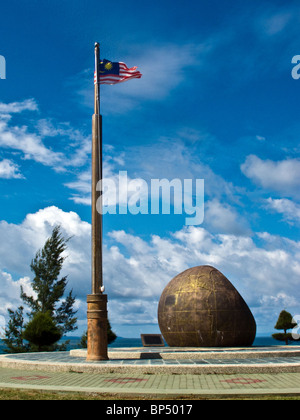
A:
94,59,142,85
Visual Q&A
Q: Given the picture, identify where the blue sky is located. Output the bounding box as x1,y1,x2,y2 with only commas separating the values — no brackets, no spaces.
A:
0,0,300,338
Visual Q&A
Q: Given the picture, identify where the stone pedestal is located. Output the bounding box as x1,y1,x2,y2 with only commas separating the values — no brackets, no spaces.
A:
86,294,109,361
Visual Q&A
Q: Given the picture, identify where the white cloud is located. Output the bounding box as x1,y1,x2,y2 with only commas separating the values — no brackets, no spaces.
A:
0,206,91,332
65,170,91,195
72,43,209,114
0,159,24,179
0,99,63,168
0,99,38,114
0,99,92,176
105,225,300,332
265,198,300,225
36,118,91,169
65,146,129,206
1,206,300,335
205,199,250,235
256,135,266,142
118,44,203,100
0,112,63,167
0,271,32,318
126,138,238,203
260,292,298,308
256,9,294,37
241,155,300,198
0,206,91,290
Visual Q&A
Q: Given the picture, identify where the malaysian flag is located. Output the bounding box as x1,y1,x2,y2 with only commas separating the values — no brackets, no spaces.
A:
94,59,142,85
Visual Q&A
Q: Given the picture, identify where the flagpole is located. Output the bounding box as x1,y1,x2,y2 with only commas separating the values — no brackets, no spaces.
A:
92,42,103,294
86,42,108,361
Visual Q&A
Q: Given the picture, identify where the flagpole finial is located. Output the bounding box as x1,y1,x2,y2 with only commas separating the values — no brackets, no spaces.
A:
95,42,99,48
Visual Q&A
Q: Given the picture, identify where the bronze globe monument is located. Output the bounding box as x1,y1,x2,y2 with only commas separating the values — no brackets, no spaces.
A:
158,265,256,347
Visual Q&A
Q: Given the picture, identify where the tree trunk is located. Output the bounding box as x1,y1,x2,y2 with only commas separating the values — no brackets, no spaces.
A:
284,329,288,345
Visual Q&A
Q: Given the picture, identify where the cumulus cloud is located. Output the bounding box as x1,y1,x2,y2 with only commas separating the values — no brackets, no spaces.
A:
0,206,91,331
205,199,251,235
0,206,91,292
0,99,38,114
1,206,300,335
108,226,300,331
36,118,91,170
105,225,300,331
0,99,92,177
0,101,63,167
265,198,300,225
241,155,300,198
0,159,24,179
0,271,32,316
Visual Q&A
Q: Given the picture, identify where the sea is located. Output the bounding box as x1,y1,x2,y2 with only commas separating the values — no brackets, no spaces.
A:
0,335,299,354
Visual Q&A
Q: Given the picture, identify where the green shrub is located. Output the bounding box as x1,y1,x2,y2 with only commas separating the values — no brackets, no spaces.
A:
23,312,62,351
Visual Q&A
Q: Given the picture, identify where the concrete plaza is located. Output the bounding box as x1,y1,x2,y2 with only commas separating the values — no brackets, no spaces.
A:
0,346,300,397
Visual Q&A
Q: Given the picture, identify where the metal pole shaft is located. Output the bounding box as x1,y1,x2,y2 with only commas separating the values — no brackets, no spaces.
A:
87,42,108,361
92,42,103,294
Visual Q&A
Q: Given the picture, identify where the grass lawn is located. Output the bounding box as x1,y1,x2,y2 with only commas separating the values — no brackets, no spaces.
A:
0,388,300,400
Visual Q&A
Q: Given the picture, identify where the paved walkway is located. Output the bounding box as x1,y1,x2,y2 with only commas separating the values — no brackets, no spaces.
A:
0,366,300,397
0,347,300,397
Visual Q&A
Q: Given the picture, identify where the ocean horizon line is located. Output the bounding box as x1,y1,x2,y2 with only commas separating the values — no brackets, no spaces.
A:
1,335,299,354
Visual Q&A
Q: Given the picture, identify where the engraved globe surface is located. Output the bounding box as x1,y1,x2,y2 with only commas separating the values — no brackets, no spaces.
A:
158,265,256,347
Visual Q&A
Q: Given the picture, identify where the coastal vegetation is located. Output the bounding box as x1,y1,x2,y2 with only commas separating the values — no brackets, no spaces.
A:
272,310,299,345
2,226,77,352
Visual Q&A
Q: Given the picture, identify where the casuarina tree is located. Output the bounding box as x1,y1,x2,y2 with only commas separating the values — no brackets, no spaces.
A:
4,225,77,352
23,311,62,352
80,319,117,348
2,306,30,353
